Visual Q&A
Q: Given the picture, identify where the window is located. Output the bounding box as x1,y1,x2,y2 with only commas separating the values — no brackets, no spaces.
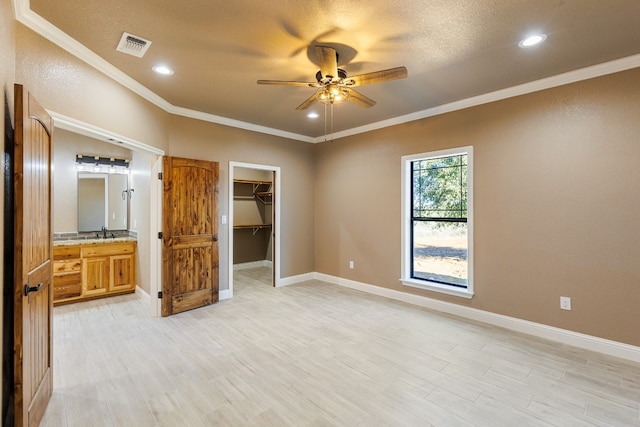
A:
401,147,473,298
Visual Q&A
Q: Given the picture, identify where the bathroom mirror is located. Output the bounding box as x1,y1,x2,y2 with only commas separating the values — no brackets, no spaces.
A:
78,172,129,232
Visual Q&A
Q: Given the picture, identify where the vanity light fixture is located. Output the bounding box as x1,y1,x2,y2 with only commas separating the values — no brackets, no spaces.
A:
76,154,130,173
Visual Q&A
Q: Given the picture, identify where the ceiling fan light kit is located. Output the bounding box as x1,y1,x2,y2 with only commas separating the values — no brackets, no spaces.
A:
258,45,408,111
317,83,348,103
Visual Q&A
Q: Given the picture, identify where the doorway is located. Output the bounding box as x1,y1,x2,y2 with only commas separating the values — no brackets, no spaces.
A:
48,112,164,317
228,162,281,297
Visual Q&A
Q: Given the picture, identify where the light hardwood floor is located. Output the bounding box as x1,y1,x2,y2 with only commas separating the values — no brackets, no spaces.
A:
42,267,640,426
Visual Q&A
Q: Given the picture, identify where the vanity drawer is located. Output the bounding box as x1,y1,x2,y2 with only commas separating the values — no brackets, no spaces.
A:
82,242,135,257
53,246,81,260
53,273,82,299
53,259,81,274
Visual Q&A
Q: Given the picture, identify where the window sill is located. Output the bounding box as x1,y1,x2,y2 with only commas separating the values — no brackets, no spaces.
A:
400,278,474,299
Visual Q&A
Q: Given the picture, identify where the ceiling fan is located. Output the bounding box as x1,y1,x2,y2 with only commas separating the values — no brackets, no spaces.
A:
257,46,408,110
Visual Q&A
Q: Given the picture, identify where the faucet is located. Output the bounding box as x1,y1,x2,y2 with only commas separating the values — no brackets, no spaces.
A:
102,226,108,239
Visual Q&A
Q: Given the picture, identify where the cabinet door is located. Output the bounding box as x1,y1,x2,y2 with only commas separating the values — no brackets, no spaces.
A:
82,256,109,295
109,253,135,292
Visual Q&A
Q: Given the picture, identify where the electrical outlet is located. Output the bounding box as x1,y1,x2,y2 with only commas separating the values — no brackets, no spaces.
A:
560,296,571,311
349,260,354,269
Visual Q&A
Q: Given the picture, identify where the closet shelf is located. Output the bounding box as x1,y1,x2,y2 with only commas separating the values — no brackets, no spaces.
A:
233,179,272,204
234,224,272,235
233,179,271,185
255,191,272,204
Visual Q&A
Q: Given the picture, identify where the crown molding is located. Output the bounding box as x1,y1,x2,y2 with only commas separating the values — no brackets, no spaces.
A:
13,0,311,143
48,110,165,155
14,1,173,110
312,53,640,143
14,0,640,144
168,106,315,143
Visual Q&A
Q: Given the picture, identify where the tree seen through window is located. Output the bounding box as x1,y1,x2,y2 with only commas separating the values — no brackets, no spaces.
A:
411,153,468,287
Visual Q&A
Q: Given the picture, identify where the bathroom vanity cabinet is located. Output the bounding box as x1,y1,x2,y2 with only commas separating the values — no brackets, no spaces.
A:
53,239,136,305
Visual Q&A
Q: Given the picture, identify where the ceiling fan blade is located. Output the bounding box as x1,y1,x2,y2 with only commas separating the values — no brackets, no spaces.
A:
346,89,376,108
316,46,338,80
347,66,408,87
295,92,320,110
257,79,318,87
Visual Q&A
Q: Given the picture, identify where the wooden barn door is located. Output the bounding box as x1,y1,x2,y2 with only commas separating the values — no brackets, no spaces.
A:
162,156,219,316
13,84,53,426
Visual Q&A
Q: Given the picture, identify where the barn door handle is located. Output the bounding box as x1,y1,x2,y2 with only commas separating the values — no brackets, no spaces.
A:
24,283,43,296
212,236,218,242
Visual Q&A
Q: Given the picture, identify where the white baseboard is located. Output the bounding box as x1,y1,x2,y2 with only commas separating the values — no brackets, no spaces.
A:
277,272,316,287
298,273,640,363
219,289,231,300
135,286,150,302
233,260,272,271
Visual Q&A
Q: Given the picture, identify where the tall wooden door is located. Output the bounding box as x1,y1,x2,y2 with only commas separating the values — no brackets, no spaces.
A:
162,156,219,316
13,84,53,426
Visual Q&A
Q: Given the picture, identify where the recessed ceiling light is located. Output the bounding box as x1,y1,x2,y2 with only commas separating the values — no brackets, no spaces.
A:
152,65,174,75
307,112,319,119
519,34,547,48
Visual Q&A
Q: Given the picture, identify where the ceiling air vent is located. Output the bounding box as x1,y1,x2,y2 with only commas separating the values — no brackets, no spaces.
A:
116,32,152,58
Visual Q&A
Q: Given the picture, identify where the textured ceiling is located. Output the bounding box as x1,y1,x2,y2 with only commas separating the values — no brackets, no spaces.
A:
28,0,640,139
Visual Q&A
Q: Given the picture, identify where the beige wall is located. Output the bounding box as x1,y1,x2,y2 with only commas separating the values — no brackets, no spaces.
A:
14,20,167,295
130,150,153,293
167,115,315,287
11,25,316,294
0,0,16,411
11,22,317,288
235,168,272,182
2,8,638,368
315,68,640,347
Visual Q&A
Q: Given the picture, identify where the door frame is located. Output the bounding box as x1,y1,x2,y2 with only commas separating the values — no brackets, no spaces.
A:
228,161,281,297
47,112,165,317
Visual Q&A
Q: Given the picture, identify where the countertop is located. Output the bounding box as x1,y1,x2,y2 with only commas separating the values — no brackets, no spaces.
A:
53,237,137,247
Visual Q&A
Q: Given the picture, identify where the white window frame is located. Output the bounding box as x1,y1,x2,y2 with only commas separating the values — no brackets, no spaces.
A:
400,146,474,299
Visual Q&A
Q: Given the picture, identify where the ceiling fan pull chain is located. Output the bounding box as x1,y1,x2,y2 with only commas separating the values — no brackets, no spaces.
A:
330,103,334,141
324,102,328,142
